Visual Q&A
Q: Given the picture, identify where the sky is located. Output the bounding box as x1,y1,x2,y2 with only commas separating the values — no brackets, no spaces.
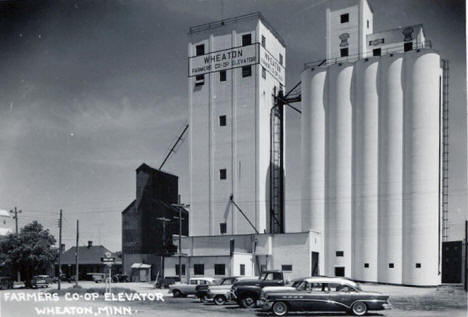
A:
0,0,466,251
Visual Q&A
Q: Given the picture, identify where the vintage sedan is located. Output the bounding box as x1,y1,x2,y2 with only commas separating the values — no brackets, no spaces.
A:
259,277,391,316
169,277,218,297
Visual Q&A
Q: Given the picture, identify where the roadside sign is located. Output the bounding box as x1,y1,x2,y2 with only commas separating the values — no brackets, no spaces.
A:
101,257,115,263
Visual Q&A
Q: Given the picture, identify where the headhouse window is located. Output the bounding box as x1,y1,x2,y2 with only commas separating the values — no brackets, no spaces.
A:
240,264,245,276
214,264,226,275
194,264,204,275
404,42,413,52
219,115,226,127
219,169,227,180
262,67,266,79
195,75,204,86
220,70,226,82
340,48,348,57
219,222,227,234
242,66,252,78
416,263,421,268
336,251,344,257
364,263,369,268
261,35,266,48
175,264,186,275
281,265,293,272
279,53,283,66
196,44,205,56
340,13,349,23
373,48,381,56
242,34,252,46
389,263,394,268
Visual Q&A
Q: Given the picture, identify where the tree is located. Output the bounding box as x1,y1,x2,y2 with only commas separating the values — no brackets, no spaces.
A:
0,221,57,287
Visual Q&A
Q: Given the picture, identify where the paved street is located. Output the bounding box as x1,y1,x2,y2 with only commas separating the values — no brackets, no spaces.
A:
0,282,466,317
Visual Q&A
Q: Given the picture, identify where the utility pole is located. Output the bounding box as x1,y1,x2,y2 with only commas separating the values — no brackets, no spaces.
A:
74,220,79,288
156,217,171,281
10,207,22,282
172,198,189,282
57,210,63,290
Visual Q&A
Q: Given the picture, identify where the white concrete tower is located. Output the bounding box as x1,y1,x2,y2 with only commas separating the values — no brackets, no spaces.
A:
188,13,286,236
326,0,373,60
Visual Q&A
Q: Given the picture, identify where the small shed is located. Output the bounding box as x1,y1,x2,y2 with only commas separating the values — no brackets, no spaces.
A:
130,263,152,282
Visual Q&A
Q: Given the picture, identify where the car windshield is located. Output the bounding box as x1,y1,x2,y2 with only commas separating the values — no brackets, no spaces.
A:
221,278,233,285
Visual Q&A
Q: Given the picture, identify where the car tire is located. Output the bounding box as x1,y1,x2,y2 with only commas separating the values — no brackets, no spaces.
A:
351,301,368,316
172,290,182,298
240,296,256,308
272,301,288,316
214,295,226,306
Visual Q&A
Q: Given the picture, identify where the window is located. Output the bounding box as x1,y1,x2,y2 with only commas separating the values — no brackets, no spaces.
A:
404,42,413,52
214,264,225,275
261,35,266,48
175,264,186,275
416,263,421,268
242,34,252,46
389,263,394,268
367,20,369,28
240,264,245,276
340,13,349,23
340,48,348,57
334,267,345,277
242,66,252,77
220,70,226,82
219,169,227,180
194,264,204,275
195,74,204,86
373,48,381,56
364,263,369,268
281,265,293,272
219,222,227,234
196,44,205,56
260,265,267,273
219,115,226,126
279,54,283,66
190,279,198,285
336,251,344,257
262,67,266,79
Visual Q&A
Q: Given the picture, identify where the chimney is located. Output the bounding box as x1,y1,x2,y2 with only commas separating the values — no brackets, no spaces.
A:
87,241,93,248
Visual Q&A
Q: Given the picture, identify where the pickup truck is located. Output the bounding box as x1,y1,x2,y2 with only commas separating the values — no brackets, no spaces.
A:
169,277,218,297
231,270,285,308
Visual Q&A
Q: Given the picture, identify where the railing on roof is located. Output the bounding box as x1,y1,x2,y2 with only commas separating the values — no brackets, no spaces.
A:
188,12,286,47
304,40,432,70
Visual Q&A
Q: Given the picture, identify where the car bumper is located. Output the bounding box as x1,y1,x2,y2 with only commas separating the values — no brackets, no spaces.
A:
382,303,392,310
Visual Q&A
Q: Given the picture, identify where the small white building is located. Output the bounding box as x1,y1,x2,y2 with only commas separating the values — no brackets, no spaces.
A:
0,209,13,237
164,231,322,282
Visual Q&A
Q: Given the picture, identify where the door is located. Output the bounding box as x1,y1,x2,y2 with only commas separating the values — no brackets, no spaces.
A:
442,241,462,283
311,252,319,276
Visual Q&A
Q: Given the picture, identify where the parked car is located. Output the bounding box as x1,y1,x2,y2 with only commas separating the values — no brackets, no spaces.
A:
112,274,129,283
31,275,49,288
231,270,285,308
259,276,391,316
199,276,255,305
88,273,106,283
0,276,13,290
169,277,218,297
155,276,180,289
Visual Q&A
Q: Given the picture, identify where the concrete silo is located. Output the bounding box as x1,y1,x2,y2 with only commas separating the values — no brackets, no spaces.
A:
378,54,404,284
352,58,379,282
301,68,327,274
402,51,441,286
326,63,354,277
